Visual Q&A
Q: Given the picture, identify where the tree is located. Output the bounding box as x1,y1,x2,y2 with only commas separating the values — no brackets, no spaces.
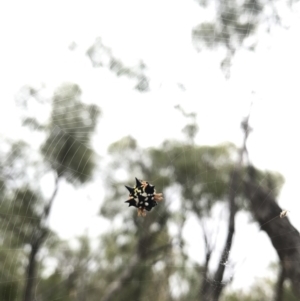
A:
192,0,298,77
244,166,300,298
0,146,25,301
0,83,101,301
86,38,150,92
98,112,284,300
36,235,98,301
99,136,173,301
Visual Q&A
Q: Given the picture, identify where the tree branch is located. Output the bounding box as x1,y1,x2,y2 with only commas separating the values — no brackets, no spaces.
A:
202,114,252,301
43,173,59,220
200,220,213,298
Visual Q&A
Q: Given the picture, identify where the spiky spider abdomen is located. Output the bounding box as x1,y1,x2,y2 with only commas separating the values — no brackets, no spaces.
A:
125,178,163,216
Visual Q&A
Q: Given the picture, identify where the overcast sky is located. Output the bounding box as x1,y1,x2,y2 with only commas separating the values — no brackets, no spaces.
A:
1,0,300,293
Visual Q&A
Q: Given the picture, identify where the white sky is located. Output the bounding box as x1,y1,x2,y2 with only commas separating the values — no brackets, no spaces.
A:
1,0,300,294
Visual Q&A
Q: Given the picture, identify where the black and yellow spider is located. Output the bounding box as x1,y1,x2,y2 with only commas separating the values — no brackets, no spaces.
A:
125,178,163,216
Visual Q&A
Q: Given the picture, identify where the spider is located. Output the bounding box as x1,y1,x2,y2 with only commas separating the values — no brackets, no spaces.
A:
280,210,289,218
125,177,163,216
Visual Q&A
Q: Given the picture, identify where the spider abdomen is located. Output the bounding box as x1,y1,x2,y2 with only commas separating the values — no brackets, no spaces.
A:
125,177,163,216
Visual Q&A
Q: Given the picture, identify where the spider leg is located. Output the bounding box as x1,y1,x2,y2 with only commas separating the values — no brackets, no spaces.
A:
154,193,163,201
137,207,147,217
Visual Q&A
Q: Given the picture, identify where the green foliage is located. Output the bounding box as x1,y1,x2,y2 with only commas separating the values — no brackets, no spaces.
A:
103,136,171,219
98,224,173,301
22,117,45,131
0,150,38,301
6,82,101,301
37,270,72,301
41,83,100,184
37,235,106,301
223,286,270,301
108,135,137,155
87,38,149,92
192,0,296,75
192,0,261,50
223,279,299,301
99,131,286,300
247,167,284,198
0,281,19,301
100,135,179,301
2,188,42,242
149,140,238,216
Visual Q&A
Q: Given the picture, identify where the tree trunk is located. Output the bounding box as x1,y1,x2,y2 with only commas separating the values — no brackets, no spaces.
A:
244,166,300,298
22,175,59,301
22,241,39,301
202,170,237,301
274,264,285,301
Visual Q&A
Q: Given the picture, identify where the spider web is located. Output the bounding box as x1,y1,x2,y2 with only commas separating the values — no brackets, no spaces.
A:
1,1,300,301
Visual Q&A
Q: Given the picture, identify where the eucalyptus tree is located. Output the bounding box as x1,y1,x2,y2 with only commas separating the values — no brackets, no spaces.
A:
0,83,101,301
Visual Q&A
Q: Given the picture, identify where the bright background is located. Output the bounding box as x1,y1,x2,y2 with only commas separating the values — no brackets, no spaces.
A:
1,0,300,291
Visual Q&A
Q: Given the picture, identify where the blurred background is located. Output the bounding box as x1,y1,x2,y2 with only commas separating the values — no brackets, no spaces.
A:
0,0,300,300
